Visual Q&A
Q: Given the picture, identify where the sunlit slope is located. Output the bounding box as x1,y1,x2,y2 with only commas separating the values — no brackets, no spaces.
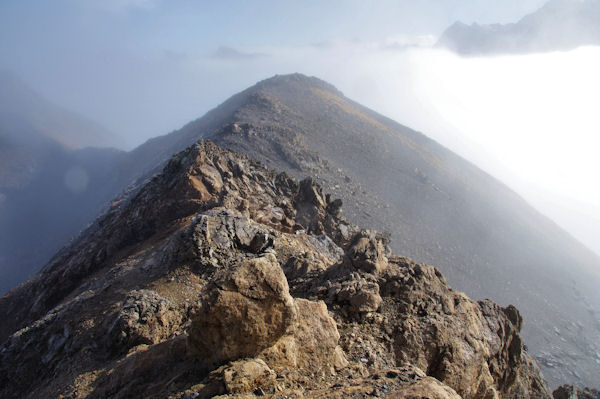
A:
123,74,600,387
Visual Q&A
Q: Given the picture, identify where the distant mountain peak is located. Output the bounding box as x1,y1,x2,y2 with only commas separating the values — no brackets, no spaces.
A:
438,0,600,54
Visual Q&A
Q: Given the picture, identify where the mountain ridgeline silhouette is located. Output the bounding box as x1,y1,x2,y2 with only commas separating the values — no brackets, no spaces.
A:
437,0,600,54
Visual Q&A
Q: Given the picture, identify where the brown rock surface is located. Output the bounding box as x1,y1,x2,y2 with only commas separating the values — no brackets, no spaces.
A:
187,254,297,367
0,142,555,398
385,377,463,399
348,230,390,274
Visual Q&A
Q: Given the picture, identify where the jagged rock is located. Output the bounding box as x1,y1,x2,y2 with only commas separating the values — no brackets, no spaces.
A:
297,177,327,209
283,255,316,281
553,385,600,399
282,235,343,282
187,254,298,367
186,210,274,257
0,142,554,399
501,304,523,332
326,198,343,218
378,258,551,399
107,289,183,352
348,230,390,274
385,377,463,399
294,177,328,234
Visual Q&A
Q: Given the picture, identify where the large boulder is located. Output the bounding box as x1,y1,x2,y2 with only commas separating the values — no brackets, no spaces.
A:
292,298,348,371
259,298,348,374
385,377,463,399
187,255,297,367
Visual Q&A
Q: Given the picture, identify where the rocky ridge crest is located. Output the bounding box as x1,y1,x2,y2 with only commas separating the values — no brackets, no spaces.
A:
0,141,551,398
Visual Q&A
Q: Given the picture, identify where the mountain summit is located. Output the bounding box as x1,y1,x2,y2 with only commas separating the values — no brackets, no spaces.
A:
2,74,599,388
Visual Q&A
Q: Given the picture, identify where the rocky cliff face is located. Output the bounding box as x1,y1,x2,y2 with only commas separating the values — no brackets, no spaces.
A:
0,142,551,398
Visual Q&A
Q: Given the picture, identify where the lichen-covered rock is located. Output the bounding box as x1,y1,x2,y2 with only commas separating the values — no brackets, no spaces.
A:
187,254,298,367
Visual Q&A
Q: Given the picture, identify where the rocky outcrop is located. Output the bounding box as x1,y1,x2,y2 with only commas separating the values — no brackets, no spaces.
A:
385,377,462,399
378,259,550,399
0,142,555,398
4,73,599,390
187,255,297,367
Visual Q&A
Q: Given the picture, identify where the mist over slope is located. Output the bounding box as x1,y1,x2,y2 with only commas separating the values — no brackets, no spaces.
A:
437,0,600,54
0,70,120,149
0,72,124,294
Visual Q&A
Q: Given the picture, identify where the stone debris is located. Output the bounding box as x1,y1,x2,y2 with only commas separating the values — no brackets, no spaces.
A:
0,142,557,398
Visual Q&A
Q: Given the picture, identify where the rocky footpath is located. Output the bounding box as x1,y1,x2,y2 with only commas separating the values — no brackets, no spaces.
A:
1,141,552,398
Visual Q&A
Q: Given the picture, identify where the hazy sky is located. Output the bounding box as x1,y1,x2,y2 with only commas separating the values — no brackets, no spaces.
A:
1,0,599,257
0,0,547,146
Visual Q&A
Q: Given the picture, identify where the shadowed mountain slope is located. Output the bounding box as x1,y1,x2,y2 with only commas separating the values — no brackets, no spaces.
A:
0,72,125,293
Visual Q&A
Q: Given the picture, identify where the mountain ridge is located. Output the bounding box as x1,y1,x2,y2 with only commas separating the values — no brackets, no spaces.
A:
2,73,599,388
0,141,553,398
